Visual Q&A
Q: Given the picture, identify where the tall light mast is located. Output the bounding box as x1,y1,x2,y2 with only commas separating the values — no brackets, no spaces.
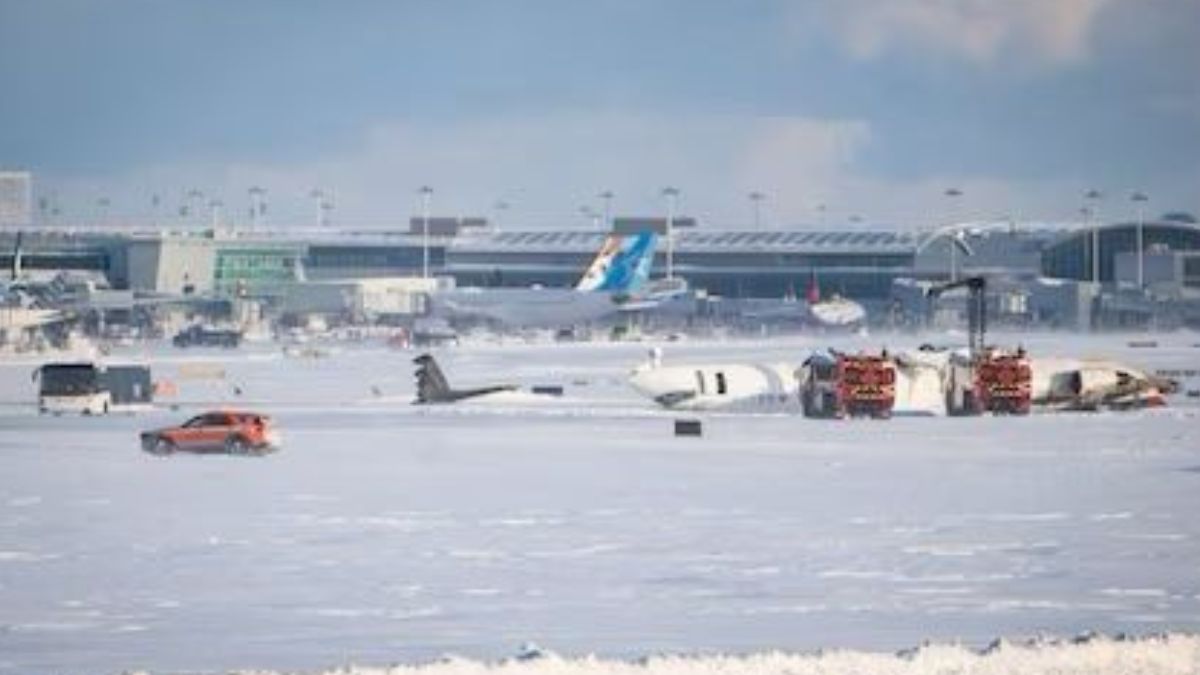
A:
598,190,614,230
662,187,679,281
1085,189,1103,284
748,191,765,230
1131,191,1149,288
419,185,433,279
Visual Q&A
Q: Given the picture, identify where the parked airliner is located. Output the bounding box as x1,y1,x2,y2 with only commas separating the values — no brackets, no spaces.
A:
431,231,672,328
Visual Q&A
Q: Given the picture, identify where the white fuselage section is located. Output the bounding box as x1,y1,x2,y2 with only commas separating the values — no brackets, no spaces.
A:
434,288,620,328
630,351,1169,414
1029,357,1165,407
809,297,867,327
629,361,800,412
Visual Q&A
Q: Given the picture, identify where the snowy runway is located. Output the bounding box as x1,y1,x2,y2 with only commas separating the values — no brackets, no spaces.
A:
0,335,1198,673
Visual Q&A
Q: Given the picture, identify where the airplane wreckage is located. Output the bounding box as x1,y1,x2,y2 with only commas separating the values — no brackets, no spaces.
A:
630,277,1180,417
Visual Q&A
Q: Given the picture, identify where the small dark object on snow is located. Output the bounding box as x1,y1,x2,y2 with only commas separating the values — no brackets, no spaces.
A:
675,419,703,437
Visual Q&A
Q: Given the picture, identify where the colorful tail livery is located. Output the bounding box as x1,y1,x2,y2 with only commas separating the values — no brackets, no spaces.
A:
575,231,657,293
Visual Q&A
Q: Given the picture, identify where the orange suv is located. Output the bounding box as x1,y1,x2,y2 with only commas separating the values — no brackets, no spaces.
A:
141,410,280,455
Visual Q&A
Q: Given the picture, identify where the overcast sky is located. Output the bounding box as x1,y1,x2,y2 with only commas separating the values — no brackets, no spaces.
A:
1,0,1197,229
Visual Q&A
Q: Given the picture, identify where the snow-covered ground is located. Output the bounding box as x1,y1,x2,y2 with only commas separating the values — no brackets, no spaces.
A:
0,332,1198,674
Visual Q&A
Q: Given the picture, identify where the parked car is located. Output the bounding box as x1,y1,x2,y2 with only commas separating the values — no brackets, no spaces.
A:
172,324,243,348
141,410,280,455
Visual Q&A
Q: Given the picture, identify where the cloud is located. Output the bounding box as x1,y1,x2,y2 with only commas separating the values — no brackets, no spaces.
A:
39,109,1191,231
42,113,874,229
806,0,1116,66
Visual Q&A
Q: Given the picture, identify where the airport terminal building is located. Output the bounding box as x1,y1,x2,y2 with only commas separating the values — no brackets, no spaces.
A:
4,215,1199,328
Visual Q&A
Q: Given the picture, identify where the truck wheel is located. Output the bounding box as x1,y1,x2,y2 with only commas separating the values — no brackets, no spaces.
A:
963,391,979,415
225,436,249,455
821,392,837,417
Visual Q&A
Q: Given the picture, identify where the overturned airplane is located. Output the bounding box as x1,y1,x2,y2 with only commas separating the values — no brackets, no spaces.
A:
1032,357,1179,411
628,347,1178,416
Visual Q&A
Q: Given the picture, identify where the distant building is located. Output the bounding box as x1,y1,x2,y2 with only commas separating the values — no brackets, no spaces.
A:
281,277,440,320
1114,249,1200,291
407,216,489,237
1041,220,1200,283
9,217,1200,329
448,229,919,303
913,223,1063,278
612,216,698,235
0,171,32,227
125,234,304,297
305,239,442,280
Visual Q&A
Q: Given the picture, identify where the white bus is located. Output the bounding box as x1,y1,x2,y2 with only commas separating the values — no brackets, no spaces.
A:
35,362,153,415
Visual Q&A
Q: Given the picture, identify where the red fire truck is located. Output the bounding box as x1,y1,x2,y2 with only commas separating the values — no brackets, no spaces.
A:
801,352,897,419
946,349,1033,415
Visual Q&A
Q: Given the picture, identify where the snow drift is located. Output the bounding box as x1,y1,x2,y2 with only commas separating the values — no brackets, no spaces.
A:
147,633,1200,675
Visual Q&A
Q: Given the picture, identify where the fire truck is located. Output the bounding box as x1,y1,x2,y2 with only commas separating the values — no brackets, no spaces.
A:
926,276,1033,416
945,348,1033,416
800,352,897,419
975,351,1033,414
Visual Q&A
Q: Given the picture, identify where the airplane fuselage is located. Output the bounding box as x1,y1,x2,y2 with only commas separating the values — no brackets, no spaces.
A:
629,361,800,412
629,352,1171,414
434,288,621,328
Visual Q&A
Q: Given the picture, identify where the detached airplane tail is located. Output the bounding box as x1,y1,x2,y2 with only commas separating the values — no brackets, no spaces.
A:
413,353,453,404
574,231,657,293
413,352,517,404
806,269,820,304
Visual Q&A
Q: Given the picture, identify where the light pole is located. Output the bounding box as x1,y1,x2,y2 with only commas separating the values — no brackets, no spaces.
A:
187,189,204,228
492,200,509,232
944,188,963,282
42,192,59,226
419,186,433,279
96,197,111,228
580,206,601,229
1080,206,1095,284
749,191,765,230
208,198,223,230
1132,191,1149,288
662,187,679,281
322,200,334,230
1085,189,1103,284
248,186,265,231
309,188,325,228
598,190,614,230
815,203,827,228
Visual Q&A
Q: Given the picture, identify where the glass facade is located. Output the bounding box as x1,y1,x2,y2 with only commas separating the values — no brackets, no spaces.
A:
447,247,913,299
1041,223,1200,282
0,251,108,271
1184,255,1200,288
306,245,444,271
213,247,301,297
